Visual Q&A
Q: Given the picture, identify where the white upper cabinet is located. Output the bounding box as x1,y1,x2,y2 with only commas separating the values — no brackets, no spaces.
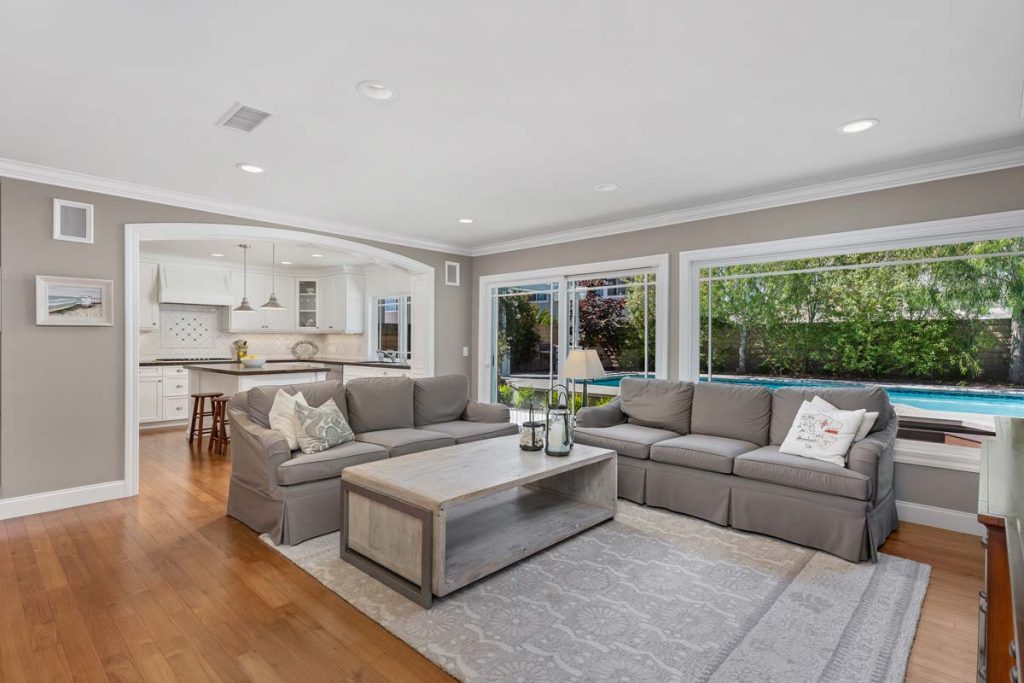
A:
321,274,365,333
261,274,296,332
227,271,298,332
139,261,160,330
296,279,321,331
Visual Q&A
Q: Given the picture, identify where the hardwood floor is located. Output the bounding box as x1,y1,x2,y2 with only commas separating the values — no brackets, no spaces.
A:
1,429,982,682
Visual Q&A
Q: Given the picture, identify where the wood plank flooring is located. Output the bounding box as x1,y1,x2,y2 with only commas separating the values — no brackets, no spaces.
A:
0,429,983,682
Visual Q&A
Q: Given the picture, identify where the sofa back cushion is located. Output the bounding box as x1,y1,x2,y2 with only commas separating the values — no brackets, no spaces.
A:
414,375,469,426
691,382,772,445
769,386,892,445
620,378,693,435
247,380,345,428
346,376,415,433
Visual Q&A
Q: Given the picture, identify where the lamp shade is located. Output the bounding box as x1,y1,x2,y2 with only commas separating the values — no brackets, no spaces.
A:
564,349,607,380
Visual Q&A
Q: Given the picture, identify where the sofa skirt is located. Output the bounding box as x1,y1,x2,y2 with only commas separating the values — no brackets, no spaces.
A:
643,460,732,526
617,458,647,503
728,476,896,562
227,476,340,545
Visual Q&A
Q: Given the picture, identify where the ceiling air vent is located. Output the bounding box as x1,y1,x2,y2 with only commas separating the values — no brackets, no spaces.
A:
216,102,271,133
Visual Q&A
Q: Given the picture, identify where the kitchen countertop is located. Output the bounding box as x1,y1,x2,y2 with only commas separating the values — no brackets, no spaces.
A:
140,357,410,370
182,362,335,376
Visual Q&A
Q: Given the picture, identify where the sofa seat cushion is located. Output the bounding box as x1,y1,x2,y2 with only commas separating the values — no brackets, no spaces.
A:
422,420,518,444
276,441,387,486
574,424,680,460
355,428,456,457
650,434,759,474
733,446,872,501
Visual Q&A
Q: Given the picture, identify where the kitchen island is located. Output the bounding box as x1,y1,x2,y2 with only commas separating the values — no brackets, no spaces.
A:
185,362,331,396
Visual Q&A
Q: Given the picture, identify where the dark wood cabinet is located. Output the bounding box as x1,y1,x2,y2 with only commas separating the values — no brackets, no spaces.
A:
978,417,1023,683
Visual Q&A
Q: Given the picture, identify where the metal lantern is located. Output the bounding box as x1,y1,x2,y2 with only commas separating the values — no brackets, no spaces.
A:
519,403,544,451
545,384,573,456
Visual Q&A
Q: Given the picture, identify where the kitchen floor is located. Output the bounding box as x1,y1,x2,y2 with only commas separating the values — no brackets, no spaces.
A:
0,429,983,682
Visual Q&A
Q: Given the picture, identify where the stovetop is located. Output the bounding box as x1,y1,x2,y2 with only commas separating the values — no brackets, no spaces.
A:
153,356,233,361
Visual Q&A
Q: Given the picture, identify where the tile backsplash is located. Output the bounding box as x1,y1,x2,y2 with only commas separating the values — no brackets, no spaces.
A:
139,304,365,359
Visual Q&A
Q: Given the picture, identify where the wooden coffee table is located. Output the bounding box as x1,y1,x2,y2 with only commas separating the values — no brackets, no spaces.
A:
340,435,616,607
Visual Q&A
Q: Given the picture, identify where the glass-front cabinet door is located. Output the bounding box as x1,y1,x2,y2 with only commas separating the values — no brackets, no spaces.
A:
297,279,320,330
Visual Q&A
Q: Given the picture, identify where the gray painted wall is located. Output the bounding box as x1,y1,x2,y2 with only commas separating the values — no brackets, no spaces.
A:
472,166,1024,514
0,177,472,499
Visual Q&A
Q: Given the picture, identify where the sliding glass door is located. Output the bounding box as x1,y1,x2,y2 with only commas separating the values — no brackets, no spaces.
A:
489,282,560,412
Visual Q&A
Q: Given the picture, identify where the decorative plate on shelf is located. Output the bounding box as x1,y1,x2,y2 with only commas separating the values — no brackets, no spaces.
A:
291,340,320,360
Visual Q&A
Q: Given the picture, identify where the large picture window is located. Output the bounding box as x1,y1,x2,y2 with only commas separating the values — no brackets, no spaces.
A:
697,236,1024,445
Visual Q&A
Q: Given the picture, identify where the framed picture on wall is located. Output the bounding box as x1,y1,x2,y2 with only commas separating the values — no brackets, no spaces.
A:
53,198,95,244
36,275,114,326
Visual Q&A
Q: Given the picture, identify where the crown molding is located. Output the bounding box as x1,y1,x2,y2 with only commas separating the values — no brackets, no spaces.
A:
0,157,472,256
470,145,1024,256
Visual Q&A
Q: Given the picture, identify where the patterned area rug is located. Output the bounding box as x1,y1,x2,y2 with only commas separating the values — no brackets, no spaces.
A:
263,501,929,682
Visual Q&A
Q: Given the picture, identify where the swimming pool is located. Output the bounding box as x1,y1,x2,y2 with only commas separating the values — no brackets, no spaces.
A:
588,374,1024,418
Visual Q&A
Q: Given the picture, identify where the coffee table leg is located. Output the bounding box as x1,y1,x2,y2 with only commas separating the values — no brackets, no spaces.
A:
340,479,434,608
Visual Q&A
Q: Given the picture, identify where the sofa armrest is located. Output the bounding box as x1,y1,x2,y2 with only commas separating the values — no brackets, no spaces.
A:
847,408,898,504
462,401,511,423
575,399,626,428
227,407,292,493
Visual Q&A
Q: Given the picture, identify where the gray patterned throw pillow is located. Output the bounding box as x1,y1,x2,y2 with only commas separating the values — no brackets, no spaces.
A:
292,398,355,454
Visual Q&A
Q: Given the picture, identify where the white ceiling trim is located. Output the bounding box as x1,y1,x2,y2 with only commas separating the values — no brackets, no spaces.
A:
470,145,1024,256
0,157,472,256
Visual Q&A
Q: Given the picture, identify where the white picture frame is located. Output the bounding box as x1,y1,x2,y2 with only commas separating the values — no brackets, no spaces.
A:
444,261,461,286
36,275,114,326
53,198,94,244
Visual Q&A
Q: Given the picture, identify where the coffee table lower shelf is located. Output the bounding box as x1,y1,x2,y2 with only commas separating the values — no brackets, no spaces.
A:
341,481,615,608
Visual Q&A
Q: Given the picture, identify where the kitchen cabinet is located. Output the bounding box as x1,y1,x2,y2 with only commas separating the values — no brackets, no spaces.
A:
139,261,160,331
341,364,411,383
226,272,297,332
297,279,321,331
138,367,163,423
321,274,365,333
138,366,191,424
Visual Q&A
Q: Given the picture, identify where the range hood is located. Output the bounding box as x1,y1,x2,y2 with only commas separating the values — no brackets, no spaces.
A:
158,264,234,306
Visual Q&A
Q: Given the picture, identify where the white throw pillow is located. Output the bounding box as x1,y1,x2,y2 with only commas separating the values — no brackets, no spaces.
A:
269,390,308,451
780,399,866,467
293,398,355,454
809,396,877,441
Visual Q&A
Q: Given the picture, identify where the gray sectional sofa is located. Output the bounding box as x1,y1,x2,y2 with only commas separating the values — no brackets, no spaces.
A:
226,374,517,544
574,378,899,561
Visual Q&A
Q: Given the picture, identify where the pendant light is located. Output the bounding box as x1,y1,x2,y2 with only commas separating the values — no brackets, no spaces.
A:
261,244,285,310
233,244,255,312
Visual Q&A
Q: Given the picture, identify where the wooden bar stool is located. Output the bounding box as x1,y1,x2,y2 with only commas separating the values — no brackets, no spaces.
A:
188,392,223,446
209,396,231,455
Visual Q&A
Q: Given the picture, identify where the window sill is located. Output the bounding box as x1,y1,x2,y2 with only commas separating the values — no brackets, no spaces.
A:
893,438,981,473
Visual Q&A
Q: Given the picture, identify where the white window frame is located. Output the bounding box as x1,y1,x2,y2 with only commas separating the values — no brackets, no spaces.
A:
374,294,411,361
678,207,1024,473
477,254,669,401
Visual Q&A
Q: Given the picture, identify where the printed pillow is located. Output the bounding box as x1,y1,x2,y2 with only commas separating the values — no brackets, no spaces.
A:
779,399,866,467
269,390,308,451
810,396,877,441
292,398,355,454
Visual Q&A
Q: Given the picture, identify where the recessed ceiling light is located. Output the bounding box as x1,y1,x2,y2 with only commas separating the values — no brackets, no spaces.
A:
594,183,619,192
356,81,395,101
210,252,224,257
311,253,324,258
458,218,474,224
838,118,878,134
280,260,292,265
236,163,264,173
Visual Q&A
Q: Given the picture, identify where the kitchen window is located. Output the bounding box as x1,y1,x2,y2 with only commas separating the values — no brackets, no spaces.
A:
375,295,411,361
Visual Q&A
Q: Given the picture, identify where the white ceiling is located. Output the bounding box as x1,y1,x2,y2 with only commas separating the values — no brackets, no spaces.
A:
141,239,387,271
2,2,1023,252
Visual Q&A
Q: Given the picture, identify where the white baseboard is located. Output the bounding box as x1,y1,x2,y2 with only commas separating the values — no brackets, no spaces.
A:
896,499,984,536
0,480,130,521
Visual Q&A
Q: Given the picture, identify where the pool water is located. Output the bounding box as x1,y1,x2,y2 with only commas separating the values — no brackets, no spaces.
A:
589,374,1024,418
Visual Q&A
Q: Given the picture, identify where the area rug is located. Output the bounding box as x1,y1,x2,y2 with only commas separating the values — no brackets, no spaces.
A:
262,501,929,682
